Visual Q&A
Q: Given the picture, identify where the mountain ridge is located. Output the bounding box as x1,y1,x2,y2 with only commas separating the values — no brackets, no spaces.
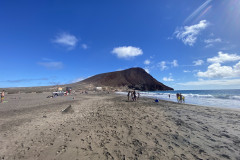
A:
78,67,173,91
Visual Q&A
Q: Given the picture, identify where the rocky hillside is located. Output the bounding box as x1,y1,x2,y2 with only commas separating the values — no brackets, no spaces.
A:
78,67,173,91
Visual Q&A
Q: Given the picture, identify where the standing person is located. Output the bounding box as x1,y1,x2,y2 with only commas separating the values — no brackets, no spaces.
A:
179,94,182,103
1,90,5,103
127,91,130,101
182,96,185,103
169,94,170,99
133,90,137,101
130,91,133,101
176,93,179,103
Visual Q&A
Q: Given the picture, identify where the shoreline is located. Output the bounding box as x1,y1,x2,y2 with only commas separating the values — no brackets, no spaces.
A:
1,92,240,159
116,91,240,110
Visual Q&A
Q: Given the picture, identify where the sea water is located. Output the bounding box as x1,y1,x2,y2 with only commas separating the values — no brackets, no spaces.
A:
117,89,240,109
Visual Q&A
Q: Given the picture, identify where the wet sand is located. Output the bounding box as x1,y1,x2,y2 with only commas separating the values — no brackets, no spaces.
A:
0,92,240,160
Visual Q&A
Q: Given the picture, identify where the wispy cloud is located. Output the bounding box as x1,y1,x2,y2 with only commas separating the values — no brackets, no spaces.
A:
163,73,174,81
81,44,88,49
163,77,174,81
178,79,240,86
204,38,221,44
158,61,168,71
112,46,143,59
53,32,78,49
193,60,204,66
205,44,214,48
204,38,222,48
183,70,191,73
157,60,178,71
171,60,178,67
144,59,151,65
38,61,63,70
175,20,209,46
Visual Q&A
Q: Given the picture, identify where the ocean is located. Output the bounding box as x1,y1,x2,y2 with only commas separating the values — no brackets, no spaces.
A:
117,89,240,109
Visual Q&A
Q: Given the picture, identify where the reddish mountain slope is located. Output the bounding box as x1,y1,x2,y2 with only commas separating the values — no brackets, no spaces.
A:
79,67,173,91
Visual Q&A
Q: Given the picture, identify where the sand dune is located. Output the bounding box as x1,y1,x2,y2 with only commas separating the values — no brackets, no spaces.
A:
0,92,240,159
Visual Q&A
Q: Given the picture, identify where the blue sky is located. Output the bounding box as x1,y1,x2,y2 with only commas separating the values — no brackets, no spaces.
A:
1,0,240,90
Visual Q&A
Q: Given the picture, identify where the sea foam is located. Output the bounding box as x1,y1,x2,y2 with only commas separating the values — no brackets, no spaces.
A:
116,89,240,109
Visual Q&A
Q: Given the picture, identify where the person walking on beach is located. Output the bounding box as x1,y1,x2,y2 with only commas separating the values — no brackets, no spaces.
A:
169,94,170,99
127,91,131,101
1,90,5,103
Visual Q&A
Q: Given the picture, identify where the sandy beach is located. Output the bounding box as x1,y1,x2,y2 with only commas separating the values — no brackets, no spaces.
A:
0,92,240,160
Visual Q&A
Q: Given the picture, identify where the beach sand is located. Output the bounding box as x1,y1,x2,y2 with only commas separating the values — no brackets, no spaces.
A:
0,92,240,160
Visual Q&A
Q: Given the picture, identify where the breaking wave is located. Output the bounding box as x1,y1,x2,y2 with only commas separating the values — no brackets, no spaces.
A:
116,89,240,109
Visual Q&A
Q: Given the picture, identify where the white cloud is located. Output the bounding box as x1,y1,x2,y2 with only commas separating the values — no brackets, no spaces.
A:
81,44,88,49
197,61,240,79
158,61,167,71
112,46,143,59
53,32,78,48
204,38,221,44
38,61,63,69
144,59,151,65
163,77,174,81
207,51,240,63
193,60,204,66
163,73,174,81
195,52,240,79
178,79,240,86
171,60,178,67
175,20,209,46
197,63,234,78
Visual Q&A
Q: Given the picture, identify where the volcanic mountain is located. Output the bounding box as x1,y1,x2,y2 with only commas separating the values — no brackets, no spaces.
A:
78,67,173,91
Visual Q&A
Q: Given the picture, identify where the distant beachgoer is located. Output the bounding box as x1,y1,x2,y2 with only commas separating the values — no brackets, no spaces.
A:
1,90,5,103
169,94,170,99
138,92,140,99
179,94,183,103
182,96,185,103
133,90,137,101
176,93,179,102
127,91,131,101
155,99,159,102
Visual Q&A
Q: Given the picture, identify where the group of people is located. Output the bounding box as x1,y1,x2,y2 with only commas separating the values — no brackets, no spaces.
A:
127,90,140,101
176,93,185,103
